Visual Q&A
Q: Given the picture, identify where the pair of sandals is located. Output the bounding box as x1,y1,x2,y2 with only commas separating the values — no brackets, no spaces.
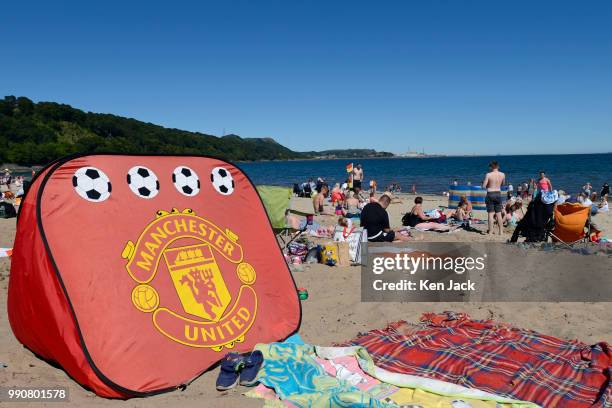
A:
216,350,264,391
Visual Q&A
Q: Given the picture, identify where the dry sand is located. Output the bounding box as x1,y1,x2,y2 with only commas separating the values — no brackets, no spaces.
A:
0,194,610,407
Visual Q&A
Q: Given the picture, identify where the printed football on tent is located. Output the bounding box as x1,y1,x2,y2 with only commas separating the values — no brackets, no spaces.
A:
8,154,301,398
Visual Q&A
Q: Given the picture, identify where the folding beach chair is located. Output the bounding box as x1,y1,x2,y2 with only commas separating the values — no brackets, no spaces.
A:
292,183,302,197
257,185,310,249
509,198,554,243
302,183,313,197
549,203,591,248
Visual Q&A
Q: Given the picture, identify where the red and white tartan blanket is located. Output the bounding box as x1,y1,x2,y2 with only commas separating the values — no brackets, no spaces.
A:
340,312,611,407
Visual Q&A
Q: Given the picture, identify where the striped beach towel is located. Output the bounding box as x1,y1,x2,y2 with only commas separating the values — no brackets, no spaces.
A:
340,311,611,407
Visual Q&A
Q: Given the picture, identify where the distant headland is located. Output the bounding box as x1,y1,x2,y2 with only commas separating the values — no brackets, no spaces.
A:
0,96,398,166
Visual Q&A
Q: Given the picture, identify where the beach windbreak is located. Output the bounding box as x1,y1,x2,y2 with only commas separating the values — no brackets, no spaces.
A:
8,154,301,398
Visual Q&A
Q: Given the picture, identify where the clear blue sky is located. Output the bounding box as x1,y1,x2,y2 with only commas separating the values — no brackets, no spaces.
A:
2,1,611,155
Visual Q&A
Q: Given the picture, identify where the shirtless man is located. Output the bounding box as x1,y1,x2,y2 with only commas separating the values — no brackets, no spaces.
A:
352,164,363,191
482,161,505,235
313,185,329,215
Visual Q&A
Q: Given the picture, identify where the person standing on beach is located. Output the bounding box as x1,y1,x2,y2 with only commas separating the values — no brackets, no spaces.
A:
482,161,505,235
601,182,609,199
1,169,11,186
528,179,537,199
316,177,325,193
538,171,552,193
352,164,363,191
313,185,329,215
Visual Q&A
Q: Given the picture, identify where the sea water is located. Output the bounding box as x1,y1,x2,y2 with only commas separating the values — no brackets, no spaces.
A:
239,153,612,195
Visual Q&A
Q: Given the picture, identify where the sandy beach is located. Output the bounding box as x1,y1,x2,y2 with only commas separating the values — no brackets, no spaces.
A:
0,193,610,407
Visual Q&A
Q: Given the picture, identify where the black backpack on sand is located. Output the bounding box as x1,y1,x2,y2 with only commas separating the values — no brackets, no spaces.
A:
0,201,17,219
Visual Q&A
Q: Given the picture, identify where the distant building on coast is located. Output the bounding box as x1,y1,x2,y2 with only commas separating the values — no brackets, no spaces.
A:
397,148,445,158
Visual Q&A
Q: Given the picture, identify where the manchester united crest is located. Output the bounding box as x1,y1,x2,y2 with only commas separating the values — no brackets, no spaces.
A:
122,208,257,351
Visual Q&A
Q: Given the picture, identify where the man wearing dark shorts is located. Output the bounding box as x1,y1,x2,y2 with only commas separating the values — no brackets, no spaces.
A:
352,164,363,191
482,161,505,235
486,191,502,213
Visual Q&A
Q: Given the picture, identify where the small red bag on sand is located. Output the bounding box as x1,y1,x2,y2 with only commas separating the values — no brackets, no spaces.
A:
8,154,301,398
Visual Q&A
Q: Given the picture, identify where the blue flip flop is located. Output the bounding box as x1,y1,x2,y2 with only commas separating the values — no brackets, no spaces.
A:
239,350,264,386
216,353,245,391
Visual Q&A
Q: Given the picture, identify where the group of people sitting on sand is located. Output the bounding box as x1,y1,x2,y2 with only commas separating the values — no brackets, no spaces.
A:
313,183,370,217
361,160,541,241
359,192,484,242
578,191,609,215
386,183,401,193
446,194,524,228
314,182,405,217
0,169,27,201
306,161,609,244
575,182,609,215
309,160,516,242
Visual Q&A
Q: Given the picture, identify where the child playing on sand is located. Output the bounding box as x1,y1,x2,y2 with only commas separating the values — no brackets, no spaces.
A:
369,179,377,193
330,183,345,206
597,195,609,212
455,201,471,222
503,199,524,227
446,196,473,223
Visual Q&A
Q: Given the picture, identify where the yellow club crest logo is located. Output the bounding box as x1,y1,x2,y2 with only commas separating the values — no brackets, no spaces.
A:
122,208,257,351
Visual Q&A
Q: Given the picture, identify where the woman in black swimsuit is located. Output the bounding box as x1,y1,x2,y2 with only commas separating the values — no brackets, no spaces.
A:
402,196,432,227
